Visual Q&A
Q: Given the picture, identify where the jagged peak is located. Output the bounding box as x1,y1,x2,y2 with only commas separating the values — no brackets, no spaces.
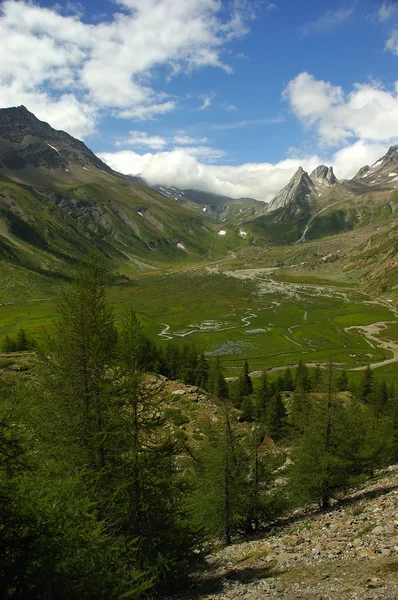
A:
387,144,398,156
310,165,337,185
353,165,370,179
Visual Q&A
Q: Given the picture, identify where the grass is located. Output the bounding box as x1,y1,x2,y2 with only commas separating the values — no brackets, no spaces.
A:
2,267,396,385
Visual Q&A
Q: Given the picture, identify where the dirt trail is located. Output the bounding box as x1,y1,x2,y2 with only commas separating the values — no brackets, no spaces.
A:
345,321,398,370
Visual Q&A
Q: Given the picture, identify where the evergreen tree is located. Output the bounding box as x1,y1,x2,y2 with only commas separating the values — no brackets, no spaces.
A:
241,396,255,421
265,392,286,440
195,353,209,389
311,365,323,391
45,256,117,472
208,357,229,399
15,328,29,351
282,367,294,391
255,370,270,421
336,370,349,392
290,361,352,508
237,360,253,397
2,335,16,353
295,359,311,393
358,365,373,402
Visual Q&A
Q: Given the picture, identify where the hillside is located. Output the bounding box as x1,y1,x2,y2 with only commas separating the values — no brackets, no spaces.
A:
173,468,398,599
0,107,239,297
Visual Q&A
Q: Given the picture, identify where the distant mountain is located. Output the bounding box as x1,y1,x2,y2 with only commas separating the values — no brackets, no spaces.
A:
352,145,398,186
266,165,338,215
266,167,316,215
149,184,267,223
244,153,398,245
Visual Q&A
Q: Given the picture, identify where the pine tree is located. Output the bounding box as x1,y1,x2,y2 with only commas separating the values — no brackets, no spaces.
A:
3,335,16,353
265,392,286,440
237,360,253,397
208,357,229,399
295,359,311,393
311,365,323,391
290,360,351,508
336,370,349,392
358,365,373,402
282,367,294,391
195,353,209,389
42,256,117,471
16,328,29,351
255,370,270,421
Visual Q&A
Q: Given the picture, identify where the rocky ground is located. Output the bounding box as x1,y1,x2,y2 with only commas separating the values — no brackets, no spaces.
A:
168,467,398,599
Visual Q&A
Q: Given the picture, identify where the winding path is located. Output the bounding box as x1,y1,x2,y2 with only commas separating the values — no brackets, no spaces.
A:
345,321,398,370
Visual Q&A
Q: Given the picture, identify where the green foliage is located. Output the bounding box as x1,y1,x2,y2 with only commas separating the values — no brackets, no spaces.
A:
265,392,287,441
189,408,284,542
208,357,229,400
2,329,32,353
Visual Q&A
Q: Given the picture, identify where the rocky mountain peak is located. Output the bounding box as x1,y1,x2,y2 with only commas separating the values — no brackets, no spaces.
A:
267,167,315,212
0,105,111,177
353,165,370,180
310,165,337,185
387,144,398,157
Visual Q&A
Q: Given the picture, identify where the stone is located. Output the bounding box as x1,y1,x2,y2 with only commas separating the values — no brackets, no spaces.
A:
372,526,384,535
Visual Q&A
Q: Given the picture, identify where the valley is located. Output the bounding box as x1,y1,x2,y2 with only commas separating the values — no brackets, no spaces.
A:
1,105,398,600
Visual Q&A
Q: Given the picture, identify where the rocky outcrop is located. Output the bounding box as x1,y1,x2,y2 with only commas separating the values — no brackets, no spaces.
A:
0,105,112,174
354,145,398,186
186,467,398,600
267,165,338,216
310,164,337,185
267,167,315,213
353,165,370,179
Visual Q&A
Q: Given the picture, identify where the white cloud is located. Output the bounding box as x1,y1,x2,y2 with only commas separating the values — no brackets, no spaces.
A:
379,2,397,22
0,0,263,137
98,139,394,200
0,81,97,137
97,148,323,201
173,135,208,144
198,94,214,110
300,8,353,36
116,131,168,149
386,29,398,54
332,140,388,179
284,72,398,147
210,115,286,130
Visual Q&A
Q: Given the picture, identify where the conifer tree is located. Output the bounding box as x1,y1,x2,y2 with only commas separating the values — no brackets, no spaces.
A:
336,370,349,392
295,359,311,393
208,357,229,399
282,367,294,391
255,370,270,421
358,365,373,402
265,391,286,440
46,256,117,471
237,360,253,397
290,360,352,508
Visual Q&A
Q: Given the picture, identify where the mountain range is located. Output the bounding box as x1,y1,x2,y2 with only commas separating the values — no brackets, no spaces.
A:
0,105,397,300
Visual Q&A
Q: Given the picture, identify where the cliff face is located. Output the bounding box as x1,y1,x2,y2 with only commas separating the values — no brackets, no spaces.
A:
266,164,337,216
0,105,111,175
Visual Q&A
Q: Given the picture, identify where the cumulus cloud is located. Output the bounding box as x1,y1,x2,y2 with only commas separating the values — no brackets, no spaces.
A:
332,140,388,179
97,148,323,201
300,8,353,36
283,72,398,147
0,0,262,137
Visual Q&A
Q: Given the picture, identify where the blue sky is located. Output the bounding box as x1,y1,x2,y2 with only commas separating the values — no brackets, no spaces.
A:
2,0,398,200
